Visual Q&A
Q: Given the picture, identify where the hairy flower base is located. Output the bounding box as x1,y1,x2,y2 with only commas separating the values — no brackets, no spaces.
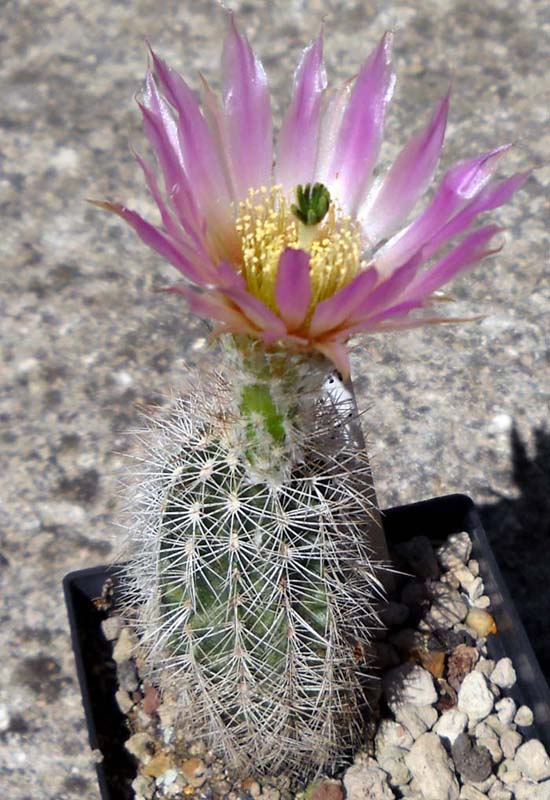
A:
119,352,385,777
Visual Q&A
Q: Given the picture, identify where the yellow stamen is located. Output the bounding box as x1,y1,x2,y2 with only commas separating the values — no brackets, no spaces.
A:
234,186,364,330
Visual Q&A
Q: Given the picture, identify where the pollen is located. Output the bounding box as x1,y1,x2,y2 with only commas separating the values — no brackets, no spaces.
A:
234,186,364,330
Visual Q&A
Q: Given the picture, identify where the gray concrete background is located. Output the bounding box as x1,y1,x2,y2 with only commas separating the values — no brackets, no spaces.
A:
0,0,547,797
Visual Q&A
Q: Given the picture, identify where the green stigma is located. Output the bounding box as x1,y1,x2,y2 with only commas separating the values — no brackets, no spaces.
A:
291,182,331,227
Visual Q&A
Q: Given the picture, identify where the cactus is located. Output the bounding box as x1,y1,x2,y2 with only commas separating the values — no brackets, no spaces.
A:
119,338,384,777
103,12,526,783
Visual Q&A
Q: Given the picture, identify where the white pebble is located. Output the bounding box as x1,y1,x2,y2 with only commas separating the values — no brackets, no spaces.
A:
500,729,522,760
471,775,497,793
512,780,549,799
477,732,503,764
458,672,495,722
488,782,512,800
384,663,438,707
375,719,414,755
514,739,550,781
460,787,487,800
101,616,123,641
473,595,492,609
115,689,134,715
434,709,468,745
498,758,522,785
476,657,496,678
112,627,137,663
453,565,483,601
41,501,86,527
436,532,472,569
343,754,394,800
514,705,534,727
377,745,411,787
495,697,516,725
490,658,517,689
405,733,459,800
426,586,469,630
125,732,155,764
132,775,154,797
393,704,435,739
485,714,506,738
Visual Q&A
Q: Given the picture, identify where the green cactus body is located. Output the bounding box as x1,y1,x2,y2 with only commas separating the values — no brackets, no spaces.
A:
121,339,383,777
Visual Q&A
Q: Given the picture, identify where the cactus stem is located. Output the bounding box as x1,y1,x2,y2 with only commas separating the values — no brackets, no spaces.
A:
240,382,287,445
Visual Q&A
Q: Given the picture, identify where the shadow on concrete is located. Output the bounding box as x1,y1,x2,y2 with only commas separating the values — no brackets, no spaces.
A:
479,424,550,680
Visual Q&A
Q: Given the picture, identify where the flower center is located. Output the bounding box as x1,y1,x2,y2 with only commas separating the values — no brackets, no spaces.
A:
234,185,364,318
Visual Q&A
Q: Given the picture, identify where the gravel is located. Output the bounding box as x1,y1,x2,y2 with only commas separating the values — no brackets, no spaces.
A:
98,527,550,799
383,663,438,708
101,615,124,641
405,733,460,800
494,698,516,726
434,709,469,745
490,659,517,690
499,729,522,760
343,755,395,800
514,705,535,728
458,673,495,723
436,533,472,570
514,740,550,782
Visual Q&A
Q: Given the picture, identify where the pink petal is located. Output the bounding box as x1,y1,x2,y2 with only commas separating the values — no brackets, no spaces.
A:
221,14,273,199
314,341,351,380
403,224,501,302
421,172,530,261
274,248,312,330
313,80,353,188
276,32,327,194
139,79,204,248
309,266,378,337
375,144,511,275
223,285,287,335
215,261,247,290
149,49,233,219
143,70,181,156
349,256,421,323
165,284,257,332
357,226,499,328
361,92,450,242
134,152,188,245
94,202,216,286
318,33,395,214
199,74,236,198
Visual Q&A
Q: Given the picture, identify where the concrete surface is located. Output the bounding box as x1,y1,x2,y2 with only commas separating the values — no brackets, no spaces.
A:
0,0,547,797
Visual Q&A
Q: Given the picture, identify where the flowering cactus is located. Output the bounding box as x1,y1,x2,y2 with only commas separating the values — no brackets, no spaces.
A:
105,13,526,780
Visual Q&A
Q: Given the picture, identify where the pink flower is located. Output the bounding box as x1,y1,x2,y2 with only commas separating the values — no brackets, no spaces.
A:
100,14,528,378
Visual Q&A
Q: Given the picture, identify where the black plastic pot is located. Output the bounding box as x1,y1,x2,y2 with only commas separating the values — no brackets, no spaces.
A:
64,494,550,800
